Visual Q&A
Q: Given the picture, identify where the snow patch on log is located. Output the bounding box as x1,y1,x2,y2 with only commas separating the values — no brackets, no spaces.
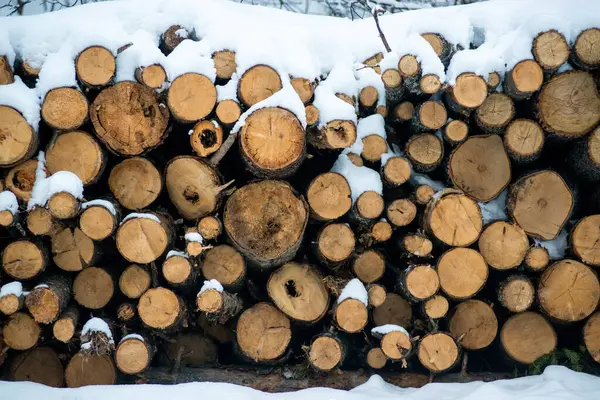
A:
165,39,216,82
479,189,508,225
0,282,23,299
166,250,188,259
121,212,161,225
81,318,114,343
116,30,167,83
355,66,386,108
371,324,410,339
337,278,368,306
0,76,41,130
81,200,117,216
120,333,145,344
198,279,224,296
535,229,568,260
0,191,18,214
331,154,382,202
216,75,238,101
410,172,445,192
35,44,78,99
396,34,445,79
185,232,204,243
0,29,16,67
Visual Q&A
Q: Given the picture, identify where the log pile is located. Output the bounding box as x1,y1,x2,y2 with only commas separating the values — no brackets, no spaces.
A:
2,21,600,391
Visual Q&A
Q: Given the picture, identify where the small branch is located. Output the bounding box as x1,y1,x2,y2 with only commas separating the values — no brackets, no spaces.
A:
372,7,392,53
209,130,239,167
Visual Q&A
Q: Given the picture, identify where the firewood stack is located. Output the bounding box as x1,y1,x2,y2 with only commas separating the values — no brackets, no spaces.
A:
1,22,600,390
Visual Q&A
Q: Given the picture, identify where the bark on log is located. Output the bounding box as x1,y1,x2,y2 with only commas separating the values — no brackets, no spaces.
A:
239,107,306,178
373,293,412,328
449,299,497,350
538,259,600,322
238,65,283,107
190,120,223,158
381,69,404,105
224,180,308,270
498,274,535,313
584,312,600,363
168,73,216,123
117,302,137,322
138,287,185,331
5,158,37,202
421,33,453,66
109,157,162,210
504,119,545,163
306,172,352,221
500,312,556,364
352,250,386,284
444,73,488,117
308,120,357,150
41,88,88,131
267,262,329,324
478,221,529,270
197,288,243,324
2,238,48,280
91,81,170,155
437,247,488,300
406,133,444,173
398,264,440,303
201,245,246,291
161,25,189,54
65,353,117,388
571,28,600,70
8,347,64,387
417,332,460,373
116,212,173,263
568,126,600,181
53,306,79,343
2,312,40,350
474,93,514,134
507,170,573,240
532,30,569,72
25,275,71,324
75,46,115,88
314,222,356,267
119,264,152,299
115,334,154,375
0,106,38,168
334,298,368,333
73,266,114,309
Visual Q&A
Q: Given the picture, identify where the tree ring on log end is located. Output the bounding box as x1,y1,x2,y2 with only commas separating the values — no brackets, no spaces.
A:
0,106,36,168
65,353,116,388
418,332,459,373
437,248,488,300
452,73,487,109
571,215,600,266
42,88,88,131
478,221,529,270
335,298,368,333
584,312,600,363
168,73,216,123
307,172,352,221
116,337,150,375
309,336,342,371
76,46,115,87
236,302,291,362
426,191,483,246
138,288,181,329
117,216,169,263
449,299,497,350
500,312,556,364
238,65,283,107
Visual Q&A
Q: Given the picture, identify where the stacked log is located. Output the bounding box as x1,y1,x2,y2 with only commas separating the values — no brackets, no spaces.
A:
2,19,600,391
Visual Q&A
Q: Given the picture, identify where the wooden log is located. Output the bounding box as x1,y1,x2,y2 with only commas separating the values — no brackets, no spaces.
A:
2,312,40,350
201,245,246,291
238,65,282,107
74,266,114,309
571,214,600,266
443,120,469,146
363,52,383,72
212,50,236,81
367,347,388,369
424,189,483,247
314,222,355,267
376,330,412,362
584,312,600,363
449,300,497,350
373,293,412,328
386,198,417,228
500,312,556,364
159,332,218,367
308,120,357,150
418,74,442,96
474,93,514,134
423,295,449,320
437,248,488,300
8,347,64,387
571,28,600,70
135,64,167,89
168,72,216,123
25,276,71,324
51,226,98,271
401,233,433,259
5,158,37,202
498,275,535,313
346,152,364,167
138,287,185,331
0,197,17,228
478,221,529,270
109,157,162,210
306,172,352,221
53,306,79,343
417,332,460,373
0,284,23,315
305,104,319,127
358,86,378,115
398,264,440,303
406,133,444,173
79,200,119,241
0,54,14,84
381,68,404,105
91,81,169,155
161,25,189,54
524,245,550,272
65,353,117,388
369,220,393,243
0,106,38,168
422,33,453,66
267,262,329,324
308,334,345,372
224,180,308,270
197,216,222,241
486,72,501,92
190,120,223,158
392,101,414,123
165,156,223,220
334,298,368,333
444,73,488,117
352,250,386,284
507,170,573,240
47,191,80,220
115,334,154,375
568,126,600,182
116,213,173,263
291,77,314,104
449,135,511,202
538,259,600,322
351,191,385,224
46,130,105,186
367,284,387,308
215,99,242,127
41,88,88,131
163,254,197,288
27,206,61,236
504,119,544,163
239,107,306,178
414,184,435,206
361,135,388,164
119,264,152,299
381,156,411,188
2,238,48,280
197,288,243,324
504,60,544,100
532,30,569,72
411,101,447,132
537,71,600,139
75,46,115,88
117,302,137,322
236,302,291,363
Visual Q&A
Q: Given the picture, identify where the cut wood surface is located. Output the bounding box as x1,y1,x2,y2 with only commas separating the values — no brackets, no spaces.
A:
571,214,600,266
478,221,529,270
417,332,460,373
306,172,352,220
238,65,282,107
0,106,37,168
109,157,162,210
76,46,115,87
46,131,105,186
437,248,488,300
236,302,291,362
504,119,544,163
42,88,88,131
449,300,497,350
168,73,216,123
500,312,556,364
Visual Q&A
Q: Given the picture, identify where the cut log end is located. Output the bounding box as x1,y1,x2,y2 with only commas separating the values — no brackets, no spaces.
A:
46,131,105,186
524,246,550,271
420,74,442,94
201,245,246,290
25,277,70,324
335,298,368,333
402,233,433,258
2,312,40,350
423,295,449,319
498,275,535,313
382,156,411,187
572,215,600,266
191,120,224,158
138,287,183,330
0,210,15,227
538,259,600,322
406,133,443,172
119,264,151,299
584,312,600,363
305,104,319,127
53,308,78,343
504,119,544,163
367,347,387,369
402,265,440,302
0,294,21,315
307,172,352,221
136,64,167,89
291,77,314,104
0,106,36,168
0,55,14,84
2,239,47,280
367,284,387,308
65,353,117,388
415,185,435,206
168,73,216,123
76,46,115,87
425,190,483,247
573,28,600,69
505,60,544,100
116,214,171,263
382,69,402,89
109,157,162,210
6,158,37,201
361,135,388,163
500,312,556,364
373,293,412,328
213,50,237,81
198,216,222,240
451,73,488,109
443,120,468,146
353,250,386,284
478,221,529,270
393,101,414,122
533,30,569,70
52,227,96,272
387,198,417,228
418,332,460,373
42,87,88,131
359,86,378,110
117,302,137,322
74,267,114,309
162,25,188,53
381,330,412,361
317,223,355,264
487,72,501,91
449,300,497,350
312,119,357,150
80,204,116,241
236,302,291,362
116,336,152,375
309,335,343,371
415,101,447,131
48,192,80,220
437,248,488,300
475,93,514,134
355,191,384,221
238,65,283,107
27,207,58,236
398,55,420,77
8,347,64,387
370,220,393,243
163,255,193,286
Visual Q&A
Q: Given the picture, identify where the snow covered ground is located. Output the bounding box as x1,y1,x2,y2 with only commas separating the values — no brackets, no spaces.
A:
0,366,599,399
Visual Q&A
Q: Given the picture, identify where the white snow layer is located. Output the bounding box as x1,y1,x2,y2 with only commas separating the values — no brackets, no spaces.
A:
185,232,204,243
331,154,383,202
0,191,18,214
0,281,23,298
535,229,568,260
410,171,446,192
371,324,410,339
116,30,167,84
1,366,599,399
479,189,508,225
81,317,114,343
120,333,145,344
216,76,239,102
0,77,41,130
165,39,216,82
36,44,78,99
121,212,161,225
345,114,388,156
198,279,224,296
337,278,368,306
81,199,117,216
166,250,188,259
